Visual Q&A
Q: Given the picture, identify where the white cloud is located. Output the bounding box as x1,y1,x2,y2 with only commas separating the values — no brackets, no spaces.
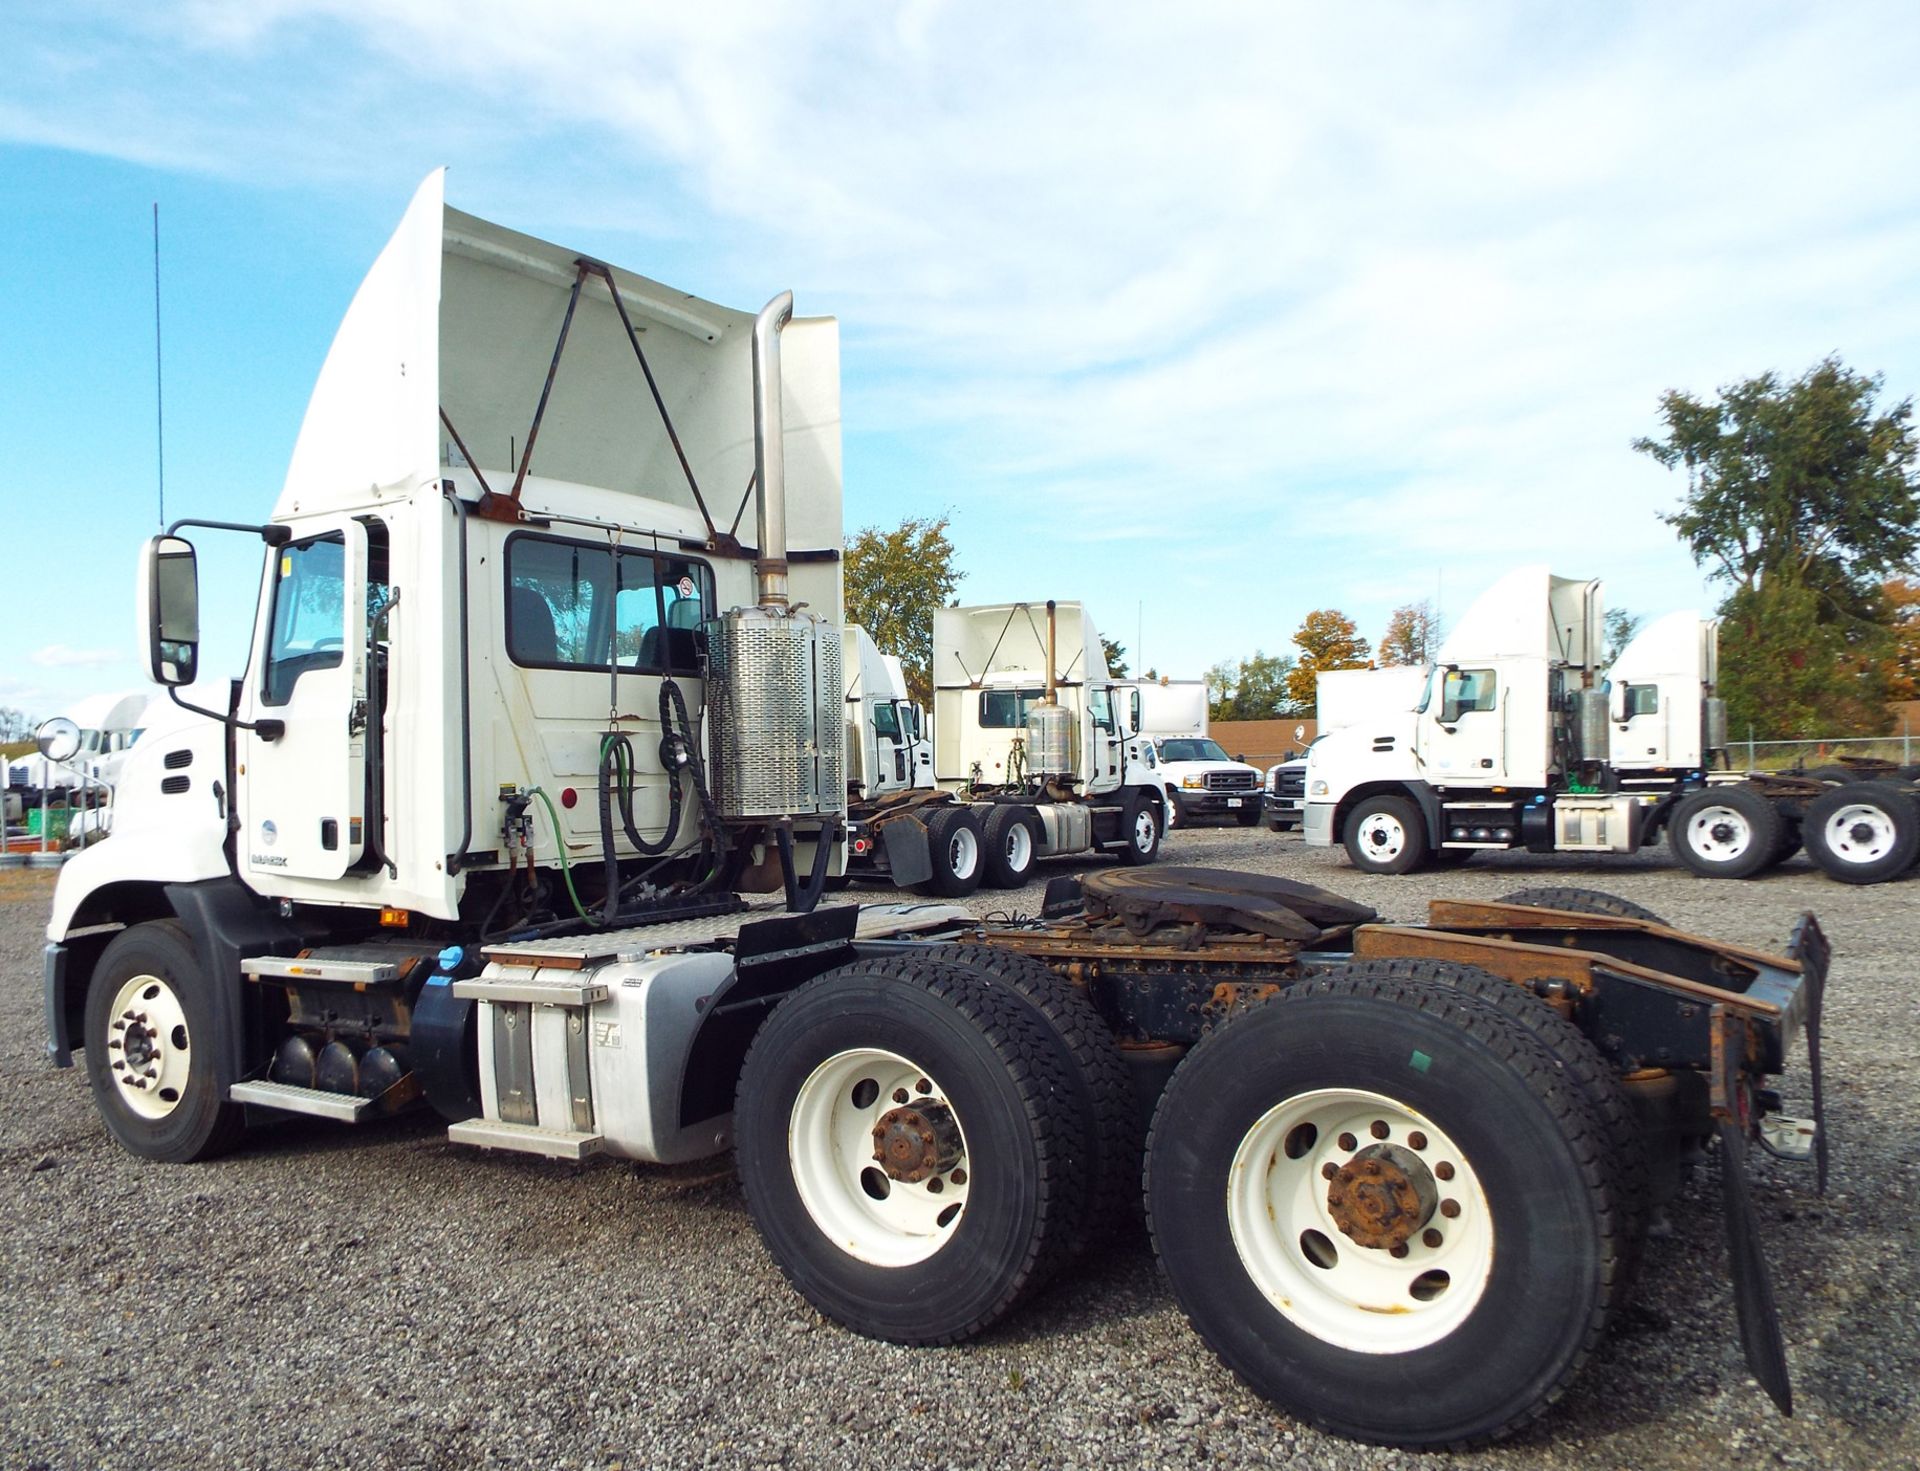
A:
5,1,1918,671
29,645,125,669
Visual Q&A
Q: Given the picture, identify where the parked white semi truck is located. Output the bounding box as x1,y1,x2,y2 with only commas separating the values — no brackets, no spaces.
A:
38,178,1832,1448
843,601,1167,892
1133,679,1263,827
1303,565,1917,882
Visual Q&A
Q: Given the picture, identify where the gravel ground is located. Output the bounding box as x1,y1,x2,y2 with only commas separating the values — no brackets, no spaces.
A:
2,834,1915,1470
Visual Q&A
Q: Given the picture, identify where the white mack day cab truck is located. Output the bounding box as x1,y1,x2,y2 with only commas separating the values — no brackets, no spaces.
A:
39,174,1833,1449
1302,564,1920,884
841,600,1170,893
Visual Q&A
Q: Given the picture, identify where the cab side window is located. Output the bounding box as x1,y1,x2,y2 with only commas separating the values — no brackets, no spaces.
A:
1439,668,1498,723
1624,684,1659,718
263,535,346,706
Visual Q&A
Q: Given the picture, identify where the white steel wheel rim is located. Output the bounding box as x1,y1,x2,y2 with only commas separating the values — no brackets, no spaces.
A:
1134,805,1158,850
106,972,193,1121
946,826,980,881
788,1047,972,1267
1822,802,1897,864
1356,811,1408,862
1685,803,1753,861
1003,819,1034,874
1227,1087,1493,1354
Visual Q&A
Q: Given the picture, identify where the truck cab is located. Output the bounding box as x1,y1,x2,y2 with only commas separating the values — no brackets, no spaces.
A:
844,624,931,800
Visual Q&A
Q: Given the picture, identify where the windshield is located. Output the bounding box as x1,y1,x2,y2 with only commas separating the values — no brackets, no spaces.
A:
1159,738,1232,763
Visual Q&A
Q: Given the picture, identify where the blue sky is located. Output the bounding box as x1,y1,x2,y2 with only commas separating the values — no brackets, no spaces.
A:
5,1,1920,719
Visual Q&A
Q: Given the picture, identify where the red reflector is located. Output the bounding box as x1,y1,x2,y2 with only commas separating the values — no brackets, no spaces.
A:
560,788,577,809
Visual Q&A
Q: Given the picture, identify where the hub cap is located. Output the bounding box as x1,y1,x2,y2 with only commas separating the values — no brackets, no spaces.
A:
1227,1087,1493,1352
1821,801,1897,865
1683,803,1752,861
789,1048,972,1267
106,973,192,1121
1356,812,1408,861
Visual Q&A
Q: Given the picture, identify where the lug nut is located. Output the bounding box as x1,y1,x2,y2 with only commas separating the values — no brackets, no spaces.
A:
1370,1120,1390,1139
1389,1244,1409,1259
1440,1199,1460,1219
927,1178,944,1194
1337,1133,1357,1152
916,1078,931,1094
951,1168,967,1186
1408,1131,1427,1151
1435,1162,1455,1181
1321,1163,1339,1180
1423,1229,1443,1248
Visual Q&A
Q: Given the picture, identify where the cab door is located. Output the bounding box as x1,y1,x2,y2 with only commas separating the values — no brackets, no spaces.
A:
240,520,368,881
1415,666,1507,782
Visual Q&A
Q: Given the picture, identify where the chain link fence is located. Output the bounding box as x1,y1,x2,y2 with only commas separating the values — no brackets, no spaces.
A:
1734,721,1917,772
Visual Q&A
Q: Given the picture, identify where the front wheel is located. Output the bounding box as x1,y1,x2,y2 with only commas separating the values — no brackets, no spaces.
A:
1341,794,1429,875
1802,780,1919,884
1119,793,1162,865
1146,976,1616,1448
83,919,244,1162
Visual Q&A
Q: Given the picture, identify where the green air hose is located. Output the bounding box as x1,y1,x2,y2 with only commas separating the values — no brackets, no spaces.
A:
527,785,602,926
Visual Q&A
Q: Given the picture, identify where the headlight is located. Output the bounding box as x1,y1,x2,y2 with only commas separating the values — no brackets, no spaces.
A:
1181,776,1204,789
1310,779,1328,796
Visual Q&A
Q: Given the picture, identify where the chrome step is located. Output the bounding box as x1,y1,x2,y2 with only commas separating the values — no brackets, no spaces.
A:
241,956,402,986
446,1118,605,1160
230,1079,374,1121
453,973,608,1007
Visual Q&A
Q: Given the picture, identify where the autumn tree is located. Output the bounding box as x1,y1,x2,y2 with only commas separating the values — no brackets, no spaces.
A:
1635,357,1920,737
843,515,963,704
1100,636,1129,677
1881,577,1920,701
1377,600,1439,667
1285,610,1370,710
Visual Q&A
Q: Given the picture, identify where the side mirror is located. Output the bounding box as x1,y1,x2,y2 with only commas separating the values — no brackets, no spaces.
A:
139,534,200,687
36,716,81,765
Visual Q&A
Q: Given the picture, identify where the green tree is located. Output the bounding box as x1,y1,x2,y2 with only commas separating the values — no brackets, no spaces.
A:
1100,636,1129,678
1603,608,1642,666
843,516,963,705
1205,651,1301,721
1285,609,1371,710
1377,600,1439,667
1635,357,1920,736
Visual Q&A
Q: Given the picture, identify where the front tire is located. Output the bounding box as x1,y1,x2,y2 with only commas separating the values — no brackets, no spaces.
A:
735,956,1080,1344
1802,780,1919,884
1119,792,1162,865
1146,976,1616,1448
83,919,244,1163
1341,794,1429,875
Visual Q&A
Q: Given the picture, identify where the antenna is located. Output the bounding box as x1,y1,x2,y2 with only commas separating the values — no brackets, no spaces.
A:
152,202,165,530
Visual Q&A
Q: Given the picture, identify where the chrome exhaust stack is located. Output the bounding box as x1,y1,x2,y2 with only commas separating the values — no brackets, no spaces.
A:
751,290,794,610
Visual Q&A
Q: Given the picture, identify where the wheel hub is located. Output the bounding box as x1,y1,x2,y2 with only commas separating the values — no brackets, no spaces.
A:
1325,1143,1437,1250
872,1103,963,1183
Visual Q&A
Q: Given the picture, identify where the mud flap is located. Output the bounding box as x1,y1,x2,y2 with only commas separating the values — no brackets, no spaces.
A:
880,818,933,889
1710,997,1792,1416
1718,1118,1793,1416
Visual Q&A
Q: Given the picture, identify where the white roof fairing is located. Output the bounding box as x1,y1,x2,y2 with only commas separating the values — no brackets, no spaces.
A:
272,171,844,557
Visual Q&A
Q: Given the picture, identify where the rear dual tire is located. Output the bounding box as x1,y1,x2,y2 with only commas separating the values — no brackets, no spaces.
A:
1802,780,1920,884
1146,976,1619,1448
